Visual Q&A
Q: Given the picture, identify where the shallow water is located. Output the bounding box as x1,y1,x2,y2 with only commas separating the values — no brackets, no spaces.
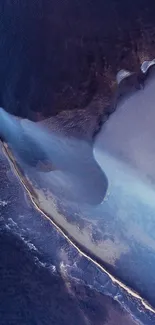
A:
1,70,155,321
94,69,155,306
0,144,144,325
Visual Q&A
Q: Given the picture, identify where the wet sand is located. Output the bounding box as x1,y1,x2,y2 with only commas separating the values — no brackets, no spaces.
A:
2,139,155,320
0,142,141,325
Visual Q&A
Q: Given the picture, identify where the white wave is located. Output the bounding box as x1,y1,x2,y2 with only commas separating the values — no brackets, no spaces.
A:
0,200,8,207
116,69,133,84
141,59,155,73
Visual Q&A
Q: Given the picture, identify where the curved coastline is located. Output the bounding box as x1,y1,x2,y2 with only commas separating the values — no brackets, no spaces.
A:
92,60,155,142
1,59,155,320
93,59,155,309
2,141,155,319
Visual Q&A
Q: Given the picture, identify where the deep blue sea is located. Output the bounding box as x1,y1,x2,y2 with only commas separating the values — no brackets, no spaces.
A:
0,141,155,325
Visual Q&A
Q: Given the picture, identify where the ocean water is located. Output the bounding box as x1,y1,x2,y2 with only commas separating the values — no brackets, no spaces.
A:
0,131,154,324
1,66,155,324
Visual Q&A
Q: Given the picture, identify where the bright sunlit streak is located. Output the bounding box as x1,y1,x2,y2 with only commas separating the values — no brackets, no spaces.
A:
0,107,107,205
94,149,155,208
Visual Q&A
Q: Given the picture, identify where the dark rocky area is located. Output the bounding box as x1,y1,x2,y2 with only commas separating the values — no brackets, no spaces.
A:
0,0,155,132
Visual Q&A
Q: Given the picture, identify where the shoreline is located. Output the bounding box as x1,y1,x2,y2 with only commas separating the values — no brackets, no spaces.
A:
2,141,155,317
92,63,155,143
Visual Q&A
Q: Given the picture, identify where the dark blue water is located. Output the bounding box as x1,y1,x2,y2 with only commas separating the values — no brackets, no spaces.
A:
0,141,154,324
0,0,155,120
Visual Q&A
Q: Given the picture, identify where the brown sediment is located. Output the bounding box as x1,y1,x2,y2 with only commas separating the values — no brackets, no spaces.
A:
2,140,155,316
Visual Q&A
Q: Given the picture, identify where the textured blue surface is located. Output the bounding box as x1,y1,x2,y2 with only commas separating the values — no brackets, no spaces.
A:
0,145,145,325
